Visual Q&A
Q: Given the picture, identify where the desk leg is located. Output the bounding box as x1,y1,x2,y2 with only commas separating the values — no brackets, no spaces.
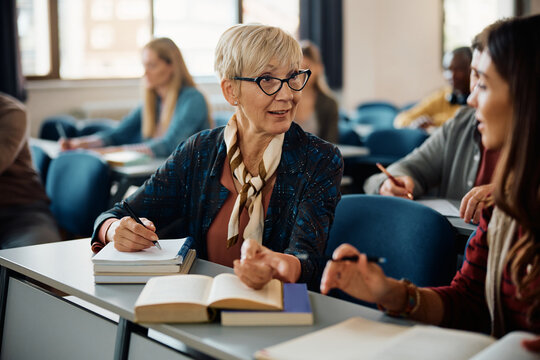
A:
0,266,12,350
114,317,148,360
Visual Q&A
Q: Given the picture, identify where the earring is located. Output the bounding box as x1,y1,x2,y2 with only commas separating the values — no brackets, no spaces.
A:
233,101,238,106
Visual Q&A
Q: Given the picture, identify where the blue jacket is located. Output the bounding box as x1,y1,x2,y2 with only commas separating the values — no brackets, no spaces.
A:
92,123,344,290
98,86,209,157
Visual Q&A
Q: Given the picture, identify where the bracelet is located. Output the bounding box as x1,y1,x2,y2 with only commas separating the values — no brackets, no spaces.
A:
377,279,421,318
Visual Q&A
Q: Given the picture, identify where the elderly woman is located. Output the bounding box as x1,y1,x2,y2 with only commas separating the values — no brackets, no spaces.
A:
321,15,540,350
91,24,344,291
60,37,210,158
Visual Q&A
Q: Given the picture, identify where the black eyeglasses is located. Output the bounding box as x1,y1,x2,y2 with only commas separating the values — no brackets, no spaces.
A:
233,69,311,96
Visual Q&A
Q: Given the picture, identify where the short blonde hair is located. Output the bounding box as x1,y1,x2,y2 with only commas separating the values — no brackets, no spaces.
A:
214,23,302,80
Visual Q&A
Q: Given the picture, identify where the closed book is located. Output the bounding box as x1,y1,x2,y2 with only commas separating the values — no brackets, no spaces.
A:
92,237,194,266
134,273,283,323
221,283,313,326
94,249,196,284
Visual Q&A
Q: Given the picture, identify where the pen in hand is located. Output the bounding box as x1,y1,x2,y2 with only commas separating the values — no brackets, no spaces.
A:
376,162,413,200
330,255,386,264
122,200,162,250
296,253,386,264
56,122,68,140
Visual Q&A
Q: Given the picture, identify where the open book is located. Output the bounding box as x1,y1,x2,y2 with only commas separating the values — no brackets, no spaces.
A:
134,273,283,323
255,317,539,360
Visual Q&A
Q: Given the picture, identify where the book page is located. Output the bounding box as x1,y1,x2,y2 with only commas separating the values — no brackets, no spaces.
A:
255,317,408,360
371,325,494,360
416,199,461,217
135,274,213,307
470,331,539,360
92,239,188,265
207,273,283,310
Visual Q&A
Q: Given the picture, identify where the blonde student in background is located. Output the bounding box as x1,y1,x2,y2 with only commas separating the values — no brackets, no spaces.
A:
91,24,343,291
322,15,540,352
59,37,211,158
294,40,339,143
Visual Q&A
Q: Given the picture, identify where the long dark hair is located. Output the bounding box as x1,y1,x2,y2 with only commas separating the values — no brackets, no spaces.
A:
490,14,540,324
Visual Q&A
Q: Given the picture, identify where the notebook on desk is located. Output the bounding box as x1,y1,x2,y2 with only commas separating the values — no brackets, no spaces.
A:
92,237,195,284
102,150,151,167
255,317,537,360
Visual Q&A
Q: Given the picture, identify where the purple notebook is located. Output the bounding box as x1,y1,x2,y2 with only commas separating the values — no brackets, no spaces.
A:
220,283,313,326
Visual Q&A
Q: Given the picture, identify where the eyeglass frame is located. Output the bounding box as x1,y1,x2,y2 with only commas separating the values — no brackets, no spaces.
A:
233,69,312,96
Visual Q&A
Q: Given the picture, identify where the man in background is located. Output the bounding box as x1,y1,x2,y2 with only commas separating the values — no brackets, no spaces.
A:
394,46,472,130
364,33,499,225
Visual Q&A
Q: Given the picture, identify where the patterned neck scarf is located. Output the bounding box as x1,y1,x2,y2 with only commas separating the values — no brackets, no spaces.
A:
223,114,284,248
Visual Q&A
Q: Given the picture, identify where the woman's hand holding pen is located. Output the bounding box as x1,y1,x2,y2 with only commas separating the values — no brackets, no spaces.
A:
379,175,415,200
320,244,393,303
233,239,301,290
106,216,158,252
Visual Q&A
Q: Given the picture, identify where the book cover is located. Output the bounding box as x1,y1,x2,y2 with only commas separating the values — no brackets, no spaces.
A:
92,237,194,266
134,273,283,323
221,283,313,326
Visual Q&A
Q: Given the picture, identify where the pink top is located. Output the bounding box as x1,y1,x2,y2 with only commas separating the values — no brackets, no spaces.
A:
206,158,275,267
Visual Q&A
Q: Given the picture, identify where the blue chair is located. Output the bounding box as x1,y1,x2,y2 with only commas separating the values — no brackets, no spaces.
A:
352,101,399,129
325,194,457,305
361,128,429,166
78,118,117,136
39,115,78,140
338,120,362,146
46,151,111,237
29,144,51,185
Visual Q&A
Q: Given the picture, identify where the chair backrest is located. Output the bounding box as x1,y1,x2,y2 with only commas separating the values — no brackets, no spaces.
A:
365,128,428,158
29,144,51,185
39,115,78,140
353,101,399,129
327,195,457,289
46,151,111,237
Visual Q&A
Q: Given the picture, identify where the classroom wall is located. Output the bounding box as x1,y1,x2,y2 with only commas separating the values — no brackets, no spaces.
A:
25,0,446,136
342,0,445,110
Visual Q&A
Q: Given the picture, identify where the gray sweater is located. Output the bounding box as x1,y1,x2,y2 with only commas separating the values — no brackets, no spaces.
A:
363,106,480,200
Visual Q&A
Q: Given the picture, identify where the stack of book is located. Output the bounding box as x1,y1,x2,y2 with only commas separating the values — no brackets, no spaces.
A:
134,273,313,326
92,237,196,284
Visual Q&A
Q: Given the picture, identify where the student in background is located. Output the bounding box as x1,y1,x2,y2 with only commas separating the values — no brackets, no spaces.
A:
322,16,540,349
394,47,472,130
364,27,500,224
91,24,343,291
0,93,61,248
294,41,339,143
59,37,210,158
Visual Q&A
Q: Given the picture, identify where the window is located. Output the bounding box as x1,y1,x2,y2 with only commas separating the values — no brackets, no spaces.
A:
443,0,514,53
17,0,52,77
17,0,300,80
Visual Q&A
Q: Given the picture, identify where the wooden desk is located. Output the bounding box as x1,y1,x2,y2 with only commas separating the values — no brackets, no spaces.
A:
0,240,409,360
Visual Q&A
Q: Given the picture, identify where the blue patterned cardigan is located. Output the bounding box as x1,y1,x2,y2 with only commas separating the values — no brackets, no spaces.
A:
91,122,343,290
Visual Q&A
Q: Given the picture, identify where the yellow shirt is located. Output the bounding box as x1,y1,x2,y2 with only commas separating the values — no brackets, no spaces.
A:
394,87,462,128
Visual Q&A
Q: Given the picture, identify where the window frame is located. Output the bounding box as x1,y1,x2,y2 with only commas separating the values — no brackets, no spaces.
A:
22,0,249,81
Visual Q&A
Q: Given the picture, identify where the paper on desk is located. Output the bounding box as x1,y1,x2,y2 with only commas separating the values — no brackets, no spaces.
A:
416,199,460,217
